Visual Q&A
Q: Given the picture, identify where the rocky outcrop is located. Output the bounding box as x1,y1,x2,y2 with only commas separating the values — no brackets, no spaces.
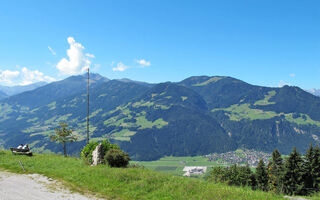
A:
92,144,103,166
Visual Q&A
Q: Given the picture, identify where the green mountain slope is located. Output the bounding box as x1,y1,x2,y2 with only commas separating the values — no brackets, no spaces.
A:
0,79,149,154
101,82,235,160
2,73,109,109
1,74,320,160
179,76,320,154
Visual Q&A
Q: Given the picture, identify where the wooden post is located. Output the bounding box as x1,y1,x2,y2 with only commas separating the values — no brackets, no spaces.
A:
19,160,25,172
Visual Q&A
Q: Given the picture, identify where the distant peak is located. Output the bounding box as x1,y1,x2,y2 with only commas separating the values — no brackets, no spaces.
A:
80,73,109,82
115,78,153,87
180,75,230,86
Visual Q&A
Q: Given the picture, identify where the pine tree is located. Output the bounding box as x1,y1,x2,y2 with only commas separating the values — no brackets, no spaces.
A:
312,146,320,192
282,147,304,195
268,149,283,193
302,144,314,195
256,159,268,191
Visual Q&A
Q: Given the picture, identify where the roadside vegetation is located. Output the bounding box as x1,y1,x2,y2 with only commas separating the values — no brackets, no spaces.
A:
0,150,282,200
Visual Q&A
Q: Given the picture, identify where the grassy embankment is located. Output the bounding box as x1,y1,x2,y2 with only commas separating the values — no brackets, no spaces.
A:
0,150,283,200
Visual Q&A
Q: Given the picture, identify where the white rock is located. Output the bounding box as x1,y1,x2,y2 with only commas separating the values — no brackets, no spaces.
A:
91,144,103,166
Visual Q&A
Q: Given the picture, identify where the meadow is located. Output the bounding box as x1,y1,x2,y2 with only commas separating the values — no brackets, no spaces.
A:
131,156,224,176
0,150,283,200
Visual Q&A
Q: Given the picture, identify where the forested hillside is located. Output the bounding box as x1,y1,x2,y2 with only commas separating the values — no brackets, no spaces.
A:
1,74,320,160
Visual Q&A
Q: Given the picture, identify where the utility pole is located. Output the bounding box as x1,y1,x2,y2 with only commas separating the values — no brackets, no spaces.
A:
86,68,90,145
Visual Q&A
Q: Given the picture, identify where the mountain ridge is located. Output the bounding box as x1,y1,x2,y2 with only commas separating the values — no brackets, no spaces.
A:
0,82,48,97
1,73,320,160
307,88,320,97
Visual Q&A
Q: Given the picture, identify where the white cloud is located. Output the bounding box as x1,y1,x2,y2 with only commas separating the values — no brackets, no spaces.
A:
20,67,56,85
278,80,290,87
85,53,95,58
0,67,56,86
112,62,129,72
48,46,56,55
56,37,94,75
136,59,151,67
289,73,295,77
0,70,20,85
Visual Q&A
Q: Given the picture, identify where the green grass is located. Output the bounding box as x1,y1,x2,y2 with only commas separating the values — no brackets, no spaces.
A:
193,77,225,86
254,91,276,106
27,117,39,122
0,150,285,200
103,107,169,141
56,113,73,122
212,102,320,126
181,96,188,101
47,101,56,110
111,129,137,141
284,113,320,126
213,103,278,121
132,156,229,176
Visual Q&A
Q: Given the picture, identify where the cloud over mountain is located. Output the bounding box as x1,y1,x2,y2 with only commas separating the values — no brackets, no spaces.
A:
0,67,55,86
112,62,129,72
56,37,94,75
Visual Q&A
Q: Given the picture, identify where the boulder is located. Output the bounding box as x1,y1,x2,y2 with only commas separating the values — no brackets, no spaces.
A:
92,143,103,166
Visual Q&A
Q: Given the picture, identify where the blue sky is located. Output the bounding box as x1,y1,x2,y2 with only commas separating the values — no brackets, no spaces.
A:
0,0,319,89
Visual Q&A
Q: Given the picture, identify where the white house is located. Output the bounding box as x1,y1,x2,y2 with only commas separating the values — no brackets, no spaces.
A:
183,166,207,177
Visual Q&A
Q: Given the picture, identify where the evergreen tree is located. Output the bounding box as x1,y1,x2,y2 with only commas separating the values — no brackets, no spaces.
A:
237,164,255,187
312,146,320,192
268,149,283,193
282,147,304,195
302,144,314,195
256,159,268,191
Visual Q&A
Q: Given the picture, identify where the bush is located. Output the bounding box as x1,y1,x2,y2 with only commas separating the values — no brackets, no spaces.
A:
105,149,131,168
207,164,256,188
81,139,119,164
128,163,144,169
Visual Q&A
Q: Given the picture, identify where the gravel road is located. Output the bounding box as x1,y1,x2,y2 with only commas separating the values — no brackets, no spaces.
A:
0,171,103,200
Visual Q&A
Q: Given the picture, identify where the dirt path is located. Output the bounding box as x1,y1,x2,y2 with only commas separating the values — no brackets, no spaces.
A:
0,171,103,200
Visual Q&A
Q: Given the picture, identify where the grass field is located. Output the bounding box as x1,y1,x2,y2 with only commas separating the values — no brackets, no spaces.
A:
131,156,229,176
0,150,284,200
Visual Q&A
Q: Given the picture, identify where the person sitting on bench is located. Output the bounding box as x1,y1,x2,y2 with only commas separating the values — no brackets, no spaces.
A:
22,144,29,150
17,144,23,149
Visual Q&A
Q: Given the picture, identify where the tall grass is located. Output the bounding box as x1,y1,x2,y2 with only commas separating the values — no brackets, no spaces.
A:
0,150,282,200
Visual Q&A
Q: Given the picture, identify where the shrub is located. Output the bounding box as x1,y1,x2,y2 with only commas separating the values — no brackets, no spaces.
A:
81,139,119,164
207,164,256,188
128,163,144,168
105,149,131,168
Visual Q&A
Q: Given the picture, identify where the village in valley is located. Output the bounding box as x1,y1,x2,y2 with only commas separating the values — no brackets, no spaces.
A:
205,149,272,167
134,149,272,177
183,149,271,177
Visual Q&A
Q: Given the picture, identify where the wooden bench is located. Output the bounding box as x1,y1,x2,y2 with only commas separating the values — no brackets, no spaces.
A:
10,148,33,156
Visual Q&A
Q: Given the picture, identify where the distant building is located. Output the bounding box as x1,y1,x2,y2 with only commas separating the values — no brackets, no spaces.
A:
183,166,207,177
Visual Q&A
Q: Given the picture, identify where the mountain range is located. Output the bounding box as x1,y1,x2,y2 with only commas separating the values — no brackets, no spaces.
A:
1,74,320,160
307,89,320,97
0,82,48,99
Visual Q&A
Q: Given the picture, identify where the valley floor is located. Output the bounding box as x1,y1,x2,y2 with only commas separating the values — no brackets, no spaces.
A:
0,171,102,200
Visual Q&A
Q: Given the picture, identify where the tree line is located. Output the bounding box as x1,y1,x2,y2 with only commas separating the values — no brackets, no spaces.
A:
207,144,320,196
